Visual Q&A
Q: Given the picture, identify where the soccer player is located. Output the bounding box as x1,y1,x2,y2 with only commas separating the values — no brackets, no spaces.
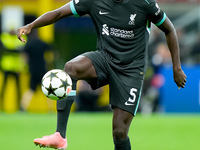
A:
17,0,187,149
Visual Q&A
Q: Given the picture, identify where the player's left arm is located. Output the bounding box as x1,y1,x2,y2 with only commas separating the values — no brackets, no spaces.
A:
157,17,187,89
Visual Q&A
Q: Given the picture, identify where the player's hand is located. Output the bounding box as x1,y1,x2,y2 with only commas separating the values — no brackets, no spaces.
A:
17,25,32,43
173,67,187,89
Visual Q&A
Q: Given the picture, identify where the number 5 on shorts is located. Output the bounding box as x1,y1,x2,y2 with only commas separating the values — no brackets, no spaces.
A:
125,88,137,106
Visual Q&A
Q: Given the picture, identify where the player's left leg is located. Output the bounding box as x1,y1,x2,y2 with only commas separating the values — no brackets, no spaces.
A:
55,78,77,138
112,107,134,150
34,55,97,150
55,55,97,138
64,55,97,80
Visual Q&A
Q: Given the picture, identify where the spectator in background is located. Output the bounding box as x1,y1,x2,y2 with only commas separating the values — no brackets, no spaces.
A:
20,29,54,111
191,35,200,64
0,29,25,111
140,42,170,114
148,27,165,59
176,28,190,64
152,42,172,72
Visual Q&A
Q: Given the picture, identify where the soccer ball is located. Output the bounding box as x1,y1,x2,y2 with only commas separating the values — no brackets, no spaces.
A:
41,69,72,100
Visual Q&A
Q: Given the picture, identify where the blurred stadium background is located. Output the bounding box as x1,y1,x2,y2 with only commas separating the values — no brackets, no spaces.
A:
0,0,200,150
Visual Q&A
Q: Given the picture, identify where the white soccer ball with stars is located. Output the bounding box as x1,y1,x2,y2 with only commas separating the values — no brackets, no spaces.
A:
41,69,72,100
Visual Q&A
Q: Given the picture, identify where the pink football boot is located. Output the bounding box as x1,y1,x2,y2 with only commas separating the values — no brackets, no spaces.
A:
34,132,67,150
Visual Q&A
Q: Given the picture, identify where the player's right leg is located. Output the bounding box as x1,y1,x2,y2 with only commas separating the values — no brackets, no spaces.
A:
112,107,133,150
33,55,97,150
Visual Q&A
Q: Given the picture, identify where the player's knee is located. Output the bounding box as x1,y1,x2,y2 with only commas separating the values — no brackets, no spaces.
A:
113,127,127,140
64,61,79,79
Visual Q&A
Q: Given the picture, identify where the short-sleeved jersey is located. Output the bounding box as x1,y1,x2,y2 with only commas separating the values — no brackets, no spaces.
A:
70,0,166,69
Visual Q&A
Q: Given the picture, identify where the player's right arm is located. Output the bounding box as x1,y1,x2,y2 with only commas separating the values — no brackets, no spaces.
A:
144,0,186,89
17,2,72,43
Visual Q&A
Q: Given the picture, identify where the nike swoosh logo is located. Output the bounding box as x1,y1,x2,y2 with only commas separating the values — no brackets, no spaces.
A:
125,102,135,106
99,11,109,15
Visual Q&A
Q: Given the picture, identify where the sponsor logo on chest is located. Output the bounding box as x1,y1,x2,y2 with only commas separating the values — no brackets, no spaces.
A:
100,11,137,38
102,24,134,38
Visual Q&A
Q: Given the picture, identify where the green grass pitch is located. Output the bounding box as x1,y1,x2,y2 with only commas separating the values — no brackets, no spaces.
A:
0,112,200,150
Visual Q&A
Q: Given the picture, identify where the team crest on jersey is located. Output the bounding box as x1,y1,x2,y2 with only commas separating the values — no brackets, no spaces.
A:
129,14,137,25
